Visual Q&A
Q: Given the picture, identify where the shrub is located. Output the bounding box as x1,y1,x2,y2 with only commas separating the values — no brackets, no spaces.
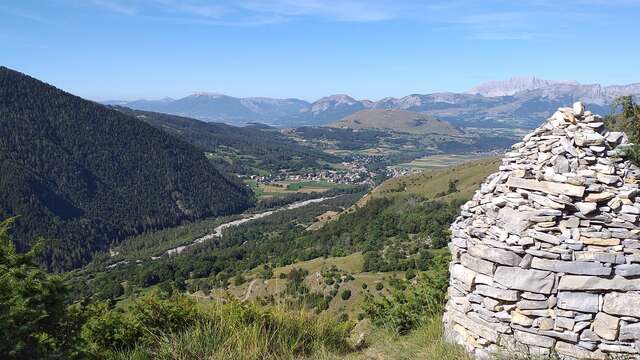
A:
233,274,246,286
363,254,450,334
341,289,352,300
0,218,85,359
82,293,199,356
375,282,384,291
111,299,354,359
605,96,640,164
406,269,417,280
260,265,273,279
361,283,368,289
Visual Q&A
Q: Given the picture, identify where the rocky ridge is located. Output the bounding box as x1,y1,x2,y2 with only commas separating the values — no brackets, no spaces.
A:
443,102,640,359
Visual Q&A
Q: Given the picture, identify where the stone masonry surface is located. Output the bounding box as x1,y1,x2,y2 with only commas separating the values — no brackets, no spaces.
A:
443,102,640,359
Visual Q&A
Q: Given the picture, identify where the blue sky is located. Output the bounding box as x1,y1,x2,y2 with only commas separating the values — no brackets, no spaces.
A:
2,0,639,101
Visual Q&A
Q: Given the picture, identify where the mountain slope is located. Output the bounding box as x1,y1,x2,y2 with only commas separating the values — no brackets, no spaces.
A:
467,76,578,97
0,67,254,271
468,75,640,101
332,109,464,136
107,93,310,125
113,107,338,174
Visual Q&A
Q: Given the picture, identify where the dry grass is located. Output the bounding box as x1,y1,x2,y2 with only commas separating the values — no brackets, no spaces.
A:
113,299,354,360
379,157,500,202
317,316,471,360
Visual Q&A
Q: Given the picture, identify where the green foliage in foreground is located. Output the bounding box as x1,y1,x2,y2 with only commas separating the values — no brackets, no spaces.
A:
606,95,640,164
0,218,84,359
363,253,450,335
109,297,353,360
81,292,353,360
0,218,354,360
328,316,471,360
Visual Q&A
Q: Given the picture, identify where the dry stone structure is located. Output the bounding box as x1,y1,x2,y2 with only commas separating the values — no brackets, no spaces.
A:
443,102,640,359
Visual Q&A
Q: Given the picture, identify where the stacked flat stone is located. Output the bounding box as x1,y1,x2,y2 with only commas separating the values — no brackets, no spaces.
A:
443,102,640,359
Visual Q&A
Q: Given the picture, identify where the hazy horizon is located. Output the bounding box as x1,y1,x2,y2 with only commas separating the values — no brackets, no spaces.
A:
3,0,640,101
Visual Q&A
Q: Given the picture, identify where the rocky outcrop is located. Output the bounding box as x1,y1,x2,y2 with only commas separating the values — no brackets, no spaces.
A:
443,102,640,359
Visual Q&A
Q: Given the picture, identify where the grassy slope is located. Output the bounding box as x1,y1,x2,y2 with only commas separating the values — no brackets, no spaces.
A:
332,109,464,136
376,156,500,202
326,317,471,360
307,156,500,230
221,253,403,316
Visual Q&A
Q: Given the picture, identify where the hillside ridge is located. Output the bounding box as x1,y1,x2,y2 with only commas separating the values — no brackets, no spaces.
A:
0,66,254,271
332,109,464,136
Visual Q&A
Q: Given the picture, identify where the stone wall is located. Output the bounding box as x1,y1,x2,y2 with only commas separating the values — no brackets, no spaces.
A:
443,102,640,359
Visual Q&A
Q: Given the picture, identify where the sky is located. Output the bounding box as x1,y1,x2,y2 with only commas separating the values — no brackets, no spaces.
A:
2,0,640,101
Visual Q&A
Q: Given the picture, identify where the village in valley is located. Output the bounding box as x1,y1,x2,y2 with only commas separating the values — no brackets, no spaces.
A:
246,154,427,198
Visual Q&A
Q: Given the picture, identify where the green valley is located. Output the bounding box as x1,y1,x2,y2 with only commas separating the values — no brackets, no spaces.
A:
51,157,500,359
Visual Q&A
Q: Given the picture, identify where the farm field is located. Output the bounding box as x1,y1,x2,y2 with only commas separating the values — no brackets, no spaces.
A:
391,153,493,170
248,179,356,198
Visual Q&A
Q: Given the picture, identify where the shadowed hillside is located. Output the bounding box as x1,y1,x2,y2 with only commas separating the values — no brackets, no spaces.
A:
0,67,254,271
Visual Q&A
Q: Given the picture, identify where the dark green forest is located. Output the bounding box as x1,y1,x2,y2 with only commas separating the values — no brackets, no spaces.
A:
0,67,254,271
114,107,338,175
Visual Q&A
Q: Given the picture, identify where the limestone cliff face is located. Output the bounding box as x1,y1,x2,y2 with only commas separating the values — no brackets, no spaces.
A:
443,102,640,359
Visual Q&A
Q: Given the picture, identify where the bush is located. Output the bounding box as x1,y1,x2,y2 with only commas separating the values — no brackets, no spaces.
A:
233,274,246,286
375,282,384,291
605,96,640,164
260,265,273,279
82,293,199,356
0,218,85,359
363,254,450,334
406,269,417,280
361,283,368,289
111,299,355,359
341,289,352,300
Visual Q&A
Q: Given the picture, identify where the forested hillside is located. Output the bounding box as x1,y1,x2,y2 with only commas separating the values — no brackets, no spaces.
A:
113,107,338,175
0,67,254,271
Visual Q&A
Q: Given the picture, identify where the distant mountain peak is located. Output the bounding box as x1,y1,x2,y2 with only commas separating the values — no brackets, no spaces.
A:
316,94,358,104
468,76,579,97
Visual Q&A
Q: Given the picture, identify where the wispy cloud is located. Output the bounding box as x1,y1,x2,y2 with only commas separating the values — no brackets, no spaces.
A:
238,0,398,22
153,0,227,19
441,11,543,41
69,0,635,41
90,0,137,15
0,4,55,24
83,0,406,24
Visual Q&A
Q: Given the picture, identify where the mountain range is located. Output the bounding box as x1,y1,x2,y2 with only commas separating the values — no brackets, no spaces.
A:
106,76,640,129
